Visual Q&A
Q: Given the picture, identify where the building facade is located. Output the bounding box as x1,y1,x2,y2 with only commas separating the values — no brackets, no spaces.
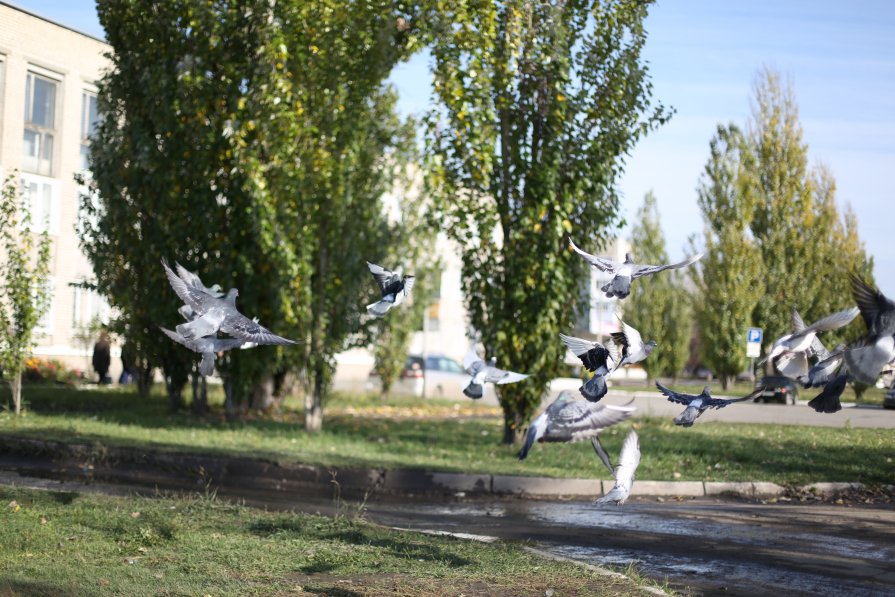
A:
0,3,115,377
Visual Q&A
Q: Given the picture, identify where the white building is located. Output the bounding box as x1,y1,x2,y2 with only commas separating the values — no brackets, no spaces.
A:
0,3,115,378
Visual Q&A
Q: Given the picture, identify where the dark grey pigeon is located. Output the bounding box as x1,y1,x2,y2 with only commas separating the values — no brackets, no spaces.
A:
559,333,618,402
160,327,244,376
175,262,225,298
610,319,657,370
569,238,702,299
517,391,635,460
799,344,846,388
656,382,759,427
594,429,640,506
462,347,528,399
366,261,415,318
807,373,848,414
162,260,295,345
844,274,895,384
761,307,859,378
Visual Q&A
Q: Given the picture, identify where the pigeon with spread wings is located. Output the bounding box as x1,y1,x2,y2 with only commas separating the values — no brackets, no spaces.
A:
594,429,640,506
760,307,859,378
568,238,702,299
461,348,529,399
517,391,635,460
162,260,295,345
843,274,895,384
366,261,415,318
559,333,618,402
610,319,657,371
656,382,758,427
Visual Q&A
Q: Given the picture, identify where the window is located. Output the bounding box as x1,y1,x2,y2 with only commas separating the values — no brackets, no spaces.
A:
23,72,59,176
35,277,55,336
20,174,59,234
80,91,99,170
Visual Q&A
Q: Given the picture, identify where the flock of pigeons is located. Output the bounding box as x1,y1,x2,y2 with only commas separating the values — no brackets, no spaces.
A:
159,237,894,506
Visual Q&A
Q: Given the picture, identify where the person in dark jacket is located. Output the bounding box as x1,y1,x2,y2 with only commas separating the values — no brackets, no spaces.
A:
92,332,111,384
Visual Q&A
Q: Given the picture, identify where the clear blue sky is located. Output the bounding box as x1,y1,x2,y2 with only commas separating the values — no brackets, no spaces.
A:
13,0,895,290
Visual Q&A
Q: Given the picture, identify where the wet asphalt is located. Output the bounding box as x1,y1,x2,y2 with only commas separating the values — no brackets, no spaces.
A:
2,471,893,596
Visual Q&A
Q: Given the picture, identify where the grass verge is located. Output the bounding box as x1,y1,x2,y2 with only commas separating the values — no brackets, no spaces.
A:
1,385,893,485
0,486,653,596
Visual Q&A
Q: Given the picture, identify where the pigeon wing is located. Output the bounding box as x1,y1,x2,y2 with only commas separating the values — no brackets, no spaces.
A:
492,369,529,385
791,308,807,333
849,273,895,330
655,381,695,405
803,307,860,334
631,252,703,279
160,326,203,353
612,319,643,355
162,259,208,312
591,436,615,476
462,347,484,373
211,337,247,352
704,389,762,409
221,312,295,345
548,400,635,437
559,333,596,357
614,429,641,484
402,276,415,297
568,238,618,272
367,262,401,295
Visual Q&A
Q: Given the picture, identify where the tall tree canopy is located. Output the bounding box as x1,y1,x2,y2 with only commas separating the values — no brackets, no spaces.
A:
624,192,691,382
82,0,423,426
424,0,670,443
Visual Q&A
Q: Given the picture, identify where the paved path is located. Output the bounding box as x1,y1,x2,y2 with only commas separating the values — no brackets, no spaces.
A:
599,390,895,428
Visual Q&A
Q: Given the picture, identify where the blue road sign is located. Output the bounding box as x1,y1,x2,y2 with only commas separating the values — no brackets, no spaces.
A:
747,328,763,344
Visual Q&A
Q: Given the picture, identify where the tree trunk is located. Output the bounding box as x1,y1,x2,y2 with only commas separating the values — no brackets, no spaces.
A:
12,370,22,416
251,375,277,412
166,378,184,411
136,364,153,398
501,410,525,445
190,371,207,414
223,376,238,421
305,364,324,432
720,374,730,391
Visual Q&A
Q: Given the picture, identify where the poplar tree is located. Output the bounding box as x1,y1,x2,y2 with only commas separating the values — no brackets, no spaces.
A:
425,0,670,443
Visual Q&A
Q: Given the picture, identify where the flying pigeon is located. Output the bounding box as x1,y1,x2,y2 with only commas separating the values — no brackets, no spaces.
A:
517,391,635,460
162,260,295,345
175,262,225,298
656,382,759,427
610,319,657,370
843,274,895,384
559,333,618,402
761,307,859,377
594,429,640,506
799,344,846,388
366,261,415,318
807,373,848,414
462,347,528,399
160,327,244,376
568,238,702,299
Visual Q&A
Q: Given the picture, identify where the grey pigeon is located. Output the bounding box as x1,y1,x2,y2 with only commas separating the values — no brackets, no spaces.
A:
517,391,635,460
462,347,528,399
175,262,225,298
761,307,859,377
569,238,702,299
610,319,657,370
366,261,415,318
594,429,640,506
656,382,759,427
799,343,846,388
559,333,618,402
843,274,895,384
160,327,244,376
162,260,295,345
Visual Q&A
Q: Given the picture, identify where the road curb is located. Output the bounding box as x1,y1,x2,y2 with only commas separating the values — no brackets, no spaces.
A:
0,435,877,501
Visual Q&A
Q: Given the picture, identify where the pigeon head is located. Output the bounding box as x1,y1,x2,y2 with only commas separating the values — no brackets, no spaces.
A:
226,288,239,302
645,340,658,352
701,386,712,396
624,252,635,263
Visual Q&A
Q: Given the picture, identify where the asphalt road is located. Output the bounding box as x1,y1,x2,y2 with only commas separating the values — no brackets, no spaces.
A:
600,390,895,428
3,472,893,596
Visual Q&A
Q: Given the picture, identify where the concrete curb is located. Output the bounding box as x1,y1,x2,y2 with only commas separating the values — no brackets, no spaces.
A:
0,435,878,501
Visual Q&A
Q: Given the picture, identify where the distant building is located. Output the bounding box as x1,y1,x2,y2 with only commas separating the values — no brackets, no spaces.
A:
0,3,115,377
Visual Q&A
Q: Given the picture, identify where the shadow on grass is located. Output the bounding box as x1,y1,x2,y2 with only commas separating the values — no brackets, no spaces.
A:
0,578,73,597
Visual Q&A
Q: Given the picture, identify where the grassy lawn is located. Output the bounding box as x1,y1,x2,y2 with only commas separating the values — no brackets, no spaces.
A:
1,385,893,485
0,486,654,596
611,380,887,406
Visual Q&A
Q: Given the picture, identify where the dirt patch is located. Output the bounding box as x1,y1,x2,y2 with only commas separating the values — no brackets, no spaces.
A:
286,572,639,596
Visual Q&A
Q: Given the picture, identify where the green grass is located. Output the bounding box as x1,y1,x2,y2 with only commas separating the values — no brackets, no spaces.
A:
612,380,887,406
1,385,893,485
0,486,651,596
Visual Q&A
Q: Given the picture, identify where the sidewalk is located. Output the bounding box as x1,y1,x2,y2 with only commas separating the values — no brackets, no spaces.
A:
0,435,879,501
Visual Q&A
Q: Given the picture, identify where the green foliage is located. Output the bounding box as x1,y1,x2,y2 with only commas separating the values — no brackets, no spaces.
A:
625,192,692,380
0,174,53,415
424,0,670,443
692,125,764,388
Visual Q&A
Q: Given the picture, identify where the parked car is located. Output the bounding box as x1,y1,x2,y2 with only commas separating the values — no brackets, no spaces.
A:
754,375,799,405
884,386,895,410
367,354,475,400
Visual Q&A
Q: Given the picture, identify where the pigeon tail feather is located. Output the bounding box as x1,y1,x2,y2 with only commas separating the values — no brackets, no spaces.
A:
807,375,847,414
463,382,484,399
199,353,215,377
517,426,538,460
366,300,393,318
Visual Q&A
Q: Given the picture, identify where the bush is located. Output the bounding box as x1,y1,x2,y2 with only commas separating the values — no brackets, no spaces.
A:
21,357,82,386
